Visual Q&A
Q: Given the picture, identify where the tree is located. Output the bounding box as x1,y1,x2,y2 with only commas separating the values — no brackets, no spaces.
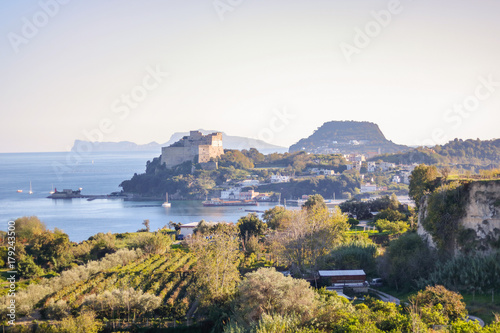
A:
324,242,378,276
17,255,44,278
347,218,359,227
58,311,103,333
193,220,211,235
188,227,241,304
409,164,439,209
142,219,150,232
384,233,437,291
14,216,47,243
375,219,409,234
169,221,182,235
88,232,116,259
262,206,292,230
237,213,267,239
231,267,317,326
83,288,161,320
133,232,171,254
374,208,407,222
30,228,72,270
409,285,468,325
302,194,327,211
269,206,348,278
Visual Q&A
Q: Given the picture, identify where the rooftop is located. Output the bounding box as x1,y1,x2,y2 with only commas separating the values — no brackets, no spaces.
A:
318,270,366,277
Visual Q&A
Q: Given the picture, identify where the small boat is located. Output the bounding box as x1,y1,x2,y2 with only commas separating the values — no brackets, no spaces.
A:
17,189,23,193
162,192,171,207
29,181,33,195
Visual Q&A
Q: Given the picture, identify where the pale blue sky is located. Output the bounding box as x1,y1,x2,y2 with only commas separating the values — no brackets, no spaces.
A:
1,0,499,152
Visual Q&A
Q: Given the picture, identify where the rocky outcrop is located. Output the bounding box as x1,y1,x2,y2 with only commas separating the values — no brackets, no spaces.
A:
418,180,500,255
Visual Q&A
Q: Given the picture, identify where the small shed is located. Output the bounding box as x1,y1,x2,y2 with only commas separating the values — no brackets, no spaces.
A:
319,270,368,292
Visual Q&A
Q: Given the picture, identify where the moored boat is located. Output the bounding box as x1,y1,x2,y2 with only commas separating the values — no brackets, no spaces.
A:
162,192,171,207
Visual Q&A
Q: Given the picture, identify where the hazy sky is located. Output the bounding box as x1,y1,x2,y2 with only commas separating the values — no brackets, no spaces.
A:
1,0,499,153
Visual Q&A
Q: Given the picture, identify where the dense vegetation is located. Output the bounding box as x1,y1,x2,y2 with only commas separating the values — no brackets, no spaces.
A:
374,138,500,168
119,149,353,198
258,172,361,200
3,177,500,331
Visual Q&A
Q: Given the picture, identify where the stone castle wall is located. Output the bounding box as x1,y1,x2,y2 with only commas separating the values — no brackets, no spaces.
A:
161,131,224,168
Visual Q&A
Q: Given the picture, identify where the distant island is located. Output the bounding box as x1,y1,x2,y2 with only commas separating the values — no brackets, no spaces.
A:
71,129,288,155
289,120,410,155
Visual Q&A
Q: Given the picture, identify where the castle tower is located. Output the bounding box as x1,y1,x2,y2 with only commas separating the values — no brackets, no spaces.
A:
161,131,224,168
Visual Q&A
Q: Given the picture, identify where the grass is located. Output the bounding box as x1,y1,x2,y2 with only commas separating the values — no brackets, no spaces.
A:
462,292,500,324
375,285,415,303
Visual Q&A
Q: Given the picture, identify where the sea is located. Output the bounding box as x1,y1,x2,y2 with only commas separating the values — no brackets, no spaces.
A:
0,151,280,242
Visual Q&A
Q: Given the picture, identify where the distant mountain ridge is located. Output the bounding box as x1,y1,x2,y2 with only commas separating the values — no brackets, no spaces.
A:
289,121,410,155
71,130,288,154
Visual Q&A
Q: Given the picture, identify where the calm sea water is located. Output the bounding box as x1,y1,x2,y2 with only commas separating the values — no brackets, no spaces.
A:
0,151,279,242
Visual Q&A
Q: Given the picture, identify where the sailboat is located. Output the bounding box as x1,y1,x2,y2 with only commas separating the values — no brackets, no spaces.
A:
49,184,55,194
28,181,33,195
162,192,171,207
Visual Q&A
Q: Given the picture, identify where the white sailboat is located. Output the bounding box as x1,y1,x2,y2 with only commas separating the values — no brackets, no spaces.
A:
28,181,33,195
162,192,171,207
49,184,55,194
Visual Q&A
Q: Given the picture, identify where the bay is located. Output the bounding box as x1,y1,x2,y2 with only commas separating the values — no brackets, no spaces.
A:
0,151,279,242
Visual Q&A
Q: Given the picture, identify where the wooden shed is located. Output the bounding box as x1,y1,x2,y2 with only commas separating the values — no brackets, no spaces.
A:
319,270,368,292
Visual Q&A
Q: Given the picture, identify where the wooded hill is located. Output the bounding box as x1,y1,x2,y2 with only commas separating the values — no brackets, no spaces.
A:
289,121,410,154
373,138,500,168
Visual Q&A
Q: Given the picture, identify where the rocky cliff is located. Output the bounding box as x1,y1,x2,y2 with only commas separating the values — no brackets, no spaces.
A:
418,180,500,255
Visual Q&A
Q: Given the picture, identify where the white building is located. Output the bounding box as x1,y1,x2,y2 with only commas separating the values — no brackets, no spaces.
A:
309,168,335,176
270,175,290,183
179,221,229,236
354,154,366,162
367,162,377,173
361,183,377,193
392,175,401,183
221,187,241,200
238,179,260,187
239,190,259,200
401,172,411,184
379,162,396,171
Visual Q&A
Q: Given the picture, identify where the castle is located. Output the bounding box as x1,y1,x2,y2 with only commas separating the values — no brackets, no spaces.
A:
161,131,224,168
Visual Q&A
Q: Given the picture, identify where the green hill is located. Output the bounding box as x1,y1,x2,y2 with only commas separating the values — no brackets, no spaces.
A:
289,121,409,154
373,138,500,167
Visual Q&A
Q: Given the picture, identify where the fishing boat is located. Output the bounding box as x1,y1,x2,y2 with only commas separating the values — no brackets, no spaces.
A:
162,193,171,207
